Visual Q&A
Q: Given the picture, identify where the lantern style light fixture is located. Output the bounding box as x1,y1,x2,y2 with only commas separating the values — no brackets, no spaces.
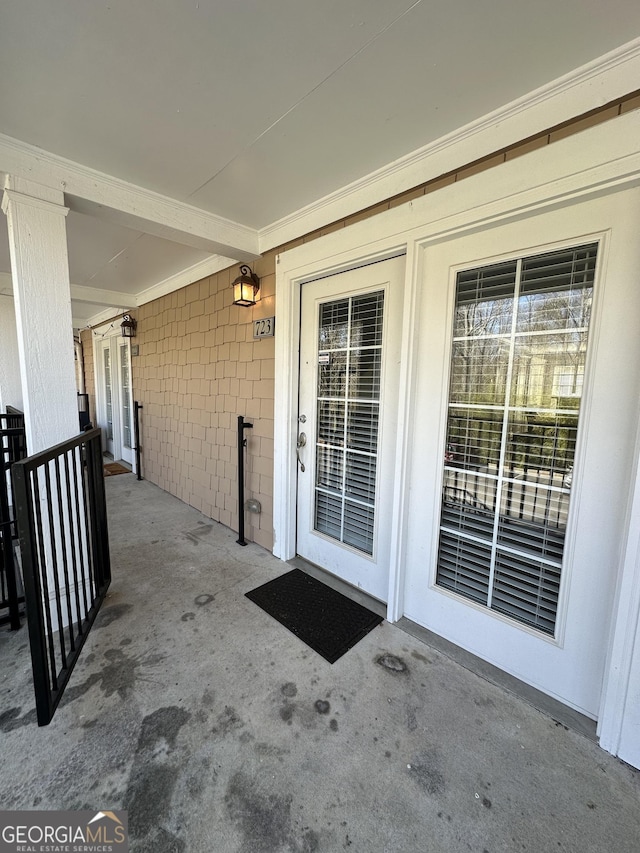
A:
231,264,260,307
120,314,137,338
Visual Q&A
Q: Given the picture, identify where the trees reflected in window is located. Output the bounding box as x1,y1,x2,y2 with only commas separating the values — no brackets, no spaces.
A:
436,243,598,636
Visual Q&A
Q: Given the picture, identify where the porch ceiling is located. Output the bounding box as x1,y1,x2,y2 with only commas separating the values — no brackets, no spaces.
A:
1,0,639,327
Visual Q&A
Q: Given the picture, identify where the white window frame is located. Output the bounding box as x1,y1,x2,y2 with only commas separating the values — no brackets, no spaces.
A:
418,231,607,658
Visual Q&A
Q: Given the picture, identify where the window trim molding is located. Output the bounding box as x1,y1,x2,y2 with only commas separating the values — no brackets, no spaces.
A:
261,39,640,252
429,238,604,643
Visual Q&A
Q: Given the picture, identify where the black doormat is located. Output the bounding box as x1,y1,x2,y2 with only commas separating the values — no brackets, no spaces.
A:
245,568,383,663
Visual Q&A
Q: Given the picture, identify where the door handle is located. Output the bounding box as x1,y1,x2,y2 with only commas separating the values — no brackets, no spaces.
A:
297,432,306,472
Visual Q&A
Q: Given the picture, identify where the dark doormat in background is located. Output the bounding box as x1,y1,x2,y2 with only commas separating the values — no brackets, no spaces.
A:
245,568,383,663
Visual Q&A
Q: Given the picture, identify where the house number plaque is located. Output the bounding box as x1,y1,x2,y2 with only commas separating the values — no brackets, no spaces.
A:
253,317,275,339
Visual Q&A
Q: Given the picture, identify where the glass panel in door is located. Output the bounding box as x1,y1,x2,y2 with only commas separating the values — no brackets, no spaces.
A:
118,340,134,466
120,342,132,451
435,243,597,637
315,292,384,555
103,346,114,455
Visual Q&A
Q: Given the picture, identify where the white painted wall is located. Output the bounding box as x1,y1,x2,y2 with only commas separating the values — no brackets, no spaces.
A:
0,294,23,412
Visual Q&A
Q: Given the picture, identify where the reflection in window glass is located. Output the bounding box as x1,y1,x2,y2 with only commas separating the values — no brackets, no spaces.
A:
450,339,510,407
104,348,113,441
436,243,598,636
510,332,588,410
120,343,132,449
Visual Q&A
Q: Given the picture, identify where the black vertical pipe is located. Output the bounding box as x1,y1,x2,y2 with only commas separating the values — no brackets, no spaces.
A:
236,415,253,545
134,401,143,480
0,445,21,630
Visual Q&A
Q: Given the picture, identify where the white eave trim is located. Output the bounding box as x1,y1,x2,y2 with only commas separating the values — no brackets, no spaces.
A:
260,36,640,252
78,254,236,328
0,133,260,259
135,254,234,306
1,272,137,310
82,307,134,331
3,38,638,315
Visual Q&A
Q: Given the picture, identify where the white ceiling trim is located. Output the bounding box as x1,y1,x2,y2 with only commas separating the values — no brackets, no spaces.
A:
2,37,638,322
276,110,640,279
80,253,235,327
81,306,132,332
0,272,132,309
259,36,640,252
70,284,138,307
0,133,260,259
135,254,235,306
72,315,99,330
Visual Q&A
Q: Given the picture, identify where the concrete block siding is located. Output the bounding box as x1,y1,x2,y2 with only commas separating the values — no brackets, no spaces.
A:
83,91,640,550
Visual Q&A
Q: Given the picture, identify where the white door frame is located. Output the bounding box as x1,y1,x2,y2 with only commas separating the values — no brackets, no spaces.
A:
296,256,406,601
274,243,416,622
274,109,640,765
94,326,136,473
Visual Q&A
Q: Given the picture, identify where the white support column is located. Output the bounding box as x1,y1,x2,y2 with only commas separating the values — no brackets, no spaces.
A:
2,176,77,453
0,294,23,413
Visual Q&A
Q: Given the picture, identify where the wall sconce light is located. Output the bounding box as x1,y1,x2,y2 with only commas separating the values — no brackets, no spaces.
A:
120,314,137,338
231,264,260,307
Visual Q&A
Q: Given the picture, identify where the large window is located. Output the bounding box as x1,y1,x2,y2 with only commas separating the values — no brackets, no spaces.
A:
436,243,597,635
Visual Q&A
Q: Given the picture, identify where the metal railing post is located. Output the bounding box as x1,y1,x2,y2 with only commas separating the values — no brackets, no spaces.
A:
236,415,253,546
134,401,143,481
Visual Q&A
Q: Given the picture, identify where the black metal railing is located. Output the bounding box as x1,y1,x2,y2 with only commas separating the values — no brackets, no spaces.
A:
12,427,111,725
0,411,27,630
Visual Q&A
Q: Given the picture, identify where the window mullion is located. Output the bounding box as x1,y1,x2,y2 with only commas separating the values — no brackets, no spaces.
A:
487,258,523,609
340,297,352,544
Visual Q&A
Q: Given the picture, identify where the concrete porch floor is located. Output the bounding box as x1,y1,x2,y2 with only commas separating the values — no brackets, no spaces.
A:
1,474,639,853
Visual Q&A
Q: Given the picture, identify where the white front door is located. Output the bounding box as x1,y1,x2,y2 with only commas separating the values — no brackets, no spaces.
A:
117,339,134,466
296,256,404,601
97,335,134,467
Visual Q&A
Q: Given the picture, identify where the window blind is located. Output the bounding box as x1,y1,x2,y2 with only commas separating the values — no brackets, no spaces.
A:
314,291,385,556
436,243,597,635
